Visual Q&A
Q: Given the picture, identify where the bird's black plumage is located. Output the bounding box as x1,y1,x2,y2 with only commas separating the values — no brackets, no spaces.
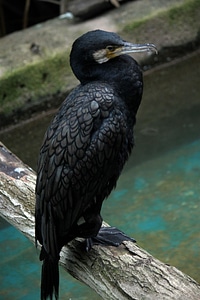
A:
35,29,156,299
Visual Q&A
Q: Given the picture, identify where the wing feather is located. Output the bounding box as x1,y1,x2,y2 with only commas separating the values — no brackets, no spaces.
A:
35,82,130,254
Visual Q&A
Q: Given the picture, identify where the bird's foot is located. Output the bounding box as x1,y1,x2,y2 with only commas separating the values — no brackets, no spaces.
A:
85,226,136,251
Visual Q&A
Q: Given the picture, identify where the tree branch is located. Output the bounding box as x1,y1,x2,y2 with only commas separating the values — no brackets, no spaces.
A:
0,141,200,299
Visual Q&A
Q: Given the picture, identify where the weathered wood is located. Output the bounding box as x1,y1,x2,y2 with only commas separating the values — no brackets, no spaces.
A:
0,141,200,299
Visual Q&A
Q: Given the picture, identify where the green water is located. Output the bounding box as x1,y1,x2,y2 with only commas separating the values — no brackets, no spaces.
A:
0,50,200,299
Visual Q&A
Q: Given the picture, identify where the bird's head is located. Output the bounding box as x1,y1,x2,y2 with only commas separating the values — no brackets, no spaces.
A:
92,31,157,64
70,29,157,83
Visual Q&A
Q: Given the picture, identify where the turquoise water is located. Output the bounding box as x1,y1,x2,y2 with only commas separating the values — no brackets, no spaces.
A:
0,51,200,298
103,138,200,281
0,218,101,299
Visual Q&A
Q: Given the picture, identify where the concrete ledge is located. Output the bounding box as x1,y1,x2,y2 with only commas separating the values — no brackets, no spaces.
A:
0,0,199,127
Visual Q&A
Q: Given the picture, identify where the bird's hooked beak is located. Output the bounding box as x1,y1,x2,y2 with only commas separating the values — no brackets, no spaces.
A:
117,42,158,56
93,42,157,64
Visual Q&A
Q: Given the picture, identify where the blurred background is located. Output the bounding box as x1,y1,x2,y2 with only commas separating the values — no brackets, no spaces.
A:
0,0,200,299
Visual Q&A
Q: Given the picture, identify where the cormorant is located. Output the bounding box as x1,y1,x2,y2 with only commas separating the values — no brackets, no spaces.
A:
35,29,157,300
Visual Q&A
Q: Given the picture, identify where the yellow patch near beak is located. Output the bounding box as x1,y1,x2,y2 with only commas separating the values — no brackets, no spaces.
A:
106,46,123,59
93,46,123,64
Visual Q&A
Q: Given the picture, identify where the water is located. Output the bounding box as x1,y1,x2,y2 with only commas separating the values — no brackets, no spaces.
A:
103,138,200,281
0,50,200,299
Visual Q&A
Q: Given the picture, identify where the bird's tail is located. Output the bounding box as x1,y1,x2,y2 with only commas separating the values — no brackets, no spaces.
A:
40,247,59,300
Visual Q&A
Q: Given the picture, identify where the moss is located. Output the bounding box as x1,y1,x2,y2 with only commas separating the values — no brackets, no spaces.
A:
0,51,71,115
168,0,199,23
122,0,200,38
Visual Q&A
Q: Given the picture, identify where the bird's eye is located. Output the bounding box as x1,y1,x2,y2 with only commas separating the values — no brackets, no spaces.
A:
106,45,116,52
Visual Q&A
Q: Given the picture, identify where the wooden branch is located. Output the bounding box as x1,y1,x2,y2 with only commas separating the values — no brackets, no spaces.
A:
23,0,31,29
0,141,200,299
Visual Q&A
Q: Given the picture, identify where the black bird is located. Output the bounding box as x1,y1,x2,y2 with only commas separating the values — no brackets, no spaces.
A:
35,29,157,300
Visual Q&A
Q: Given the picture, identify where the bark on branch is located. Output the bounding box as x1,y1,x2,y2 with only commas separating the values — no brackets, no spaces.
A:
0,141,200,300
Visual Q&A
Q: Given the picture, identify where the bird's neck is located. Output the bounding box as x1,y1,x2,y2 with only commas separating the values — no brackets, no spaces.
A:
72,55,143,116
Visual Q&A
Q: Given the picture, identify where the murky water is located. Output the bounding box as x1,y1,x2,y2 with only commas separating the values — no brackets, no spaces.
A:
0,50,200,299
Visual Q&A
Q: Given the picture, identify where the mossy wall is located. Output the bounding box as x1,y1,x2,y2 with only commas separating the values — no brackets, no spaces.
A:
121,0,200,44
0,52,71,114
0,0,199,128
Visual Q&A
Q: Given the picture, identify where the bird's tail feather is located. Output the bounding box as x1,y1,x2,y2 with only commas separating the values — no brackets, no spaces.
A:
40,248,59,300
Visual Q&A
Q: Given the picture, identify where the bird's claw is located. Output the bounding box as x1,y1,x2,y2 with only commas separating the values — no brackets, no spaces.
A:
85,226,135,251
